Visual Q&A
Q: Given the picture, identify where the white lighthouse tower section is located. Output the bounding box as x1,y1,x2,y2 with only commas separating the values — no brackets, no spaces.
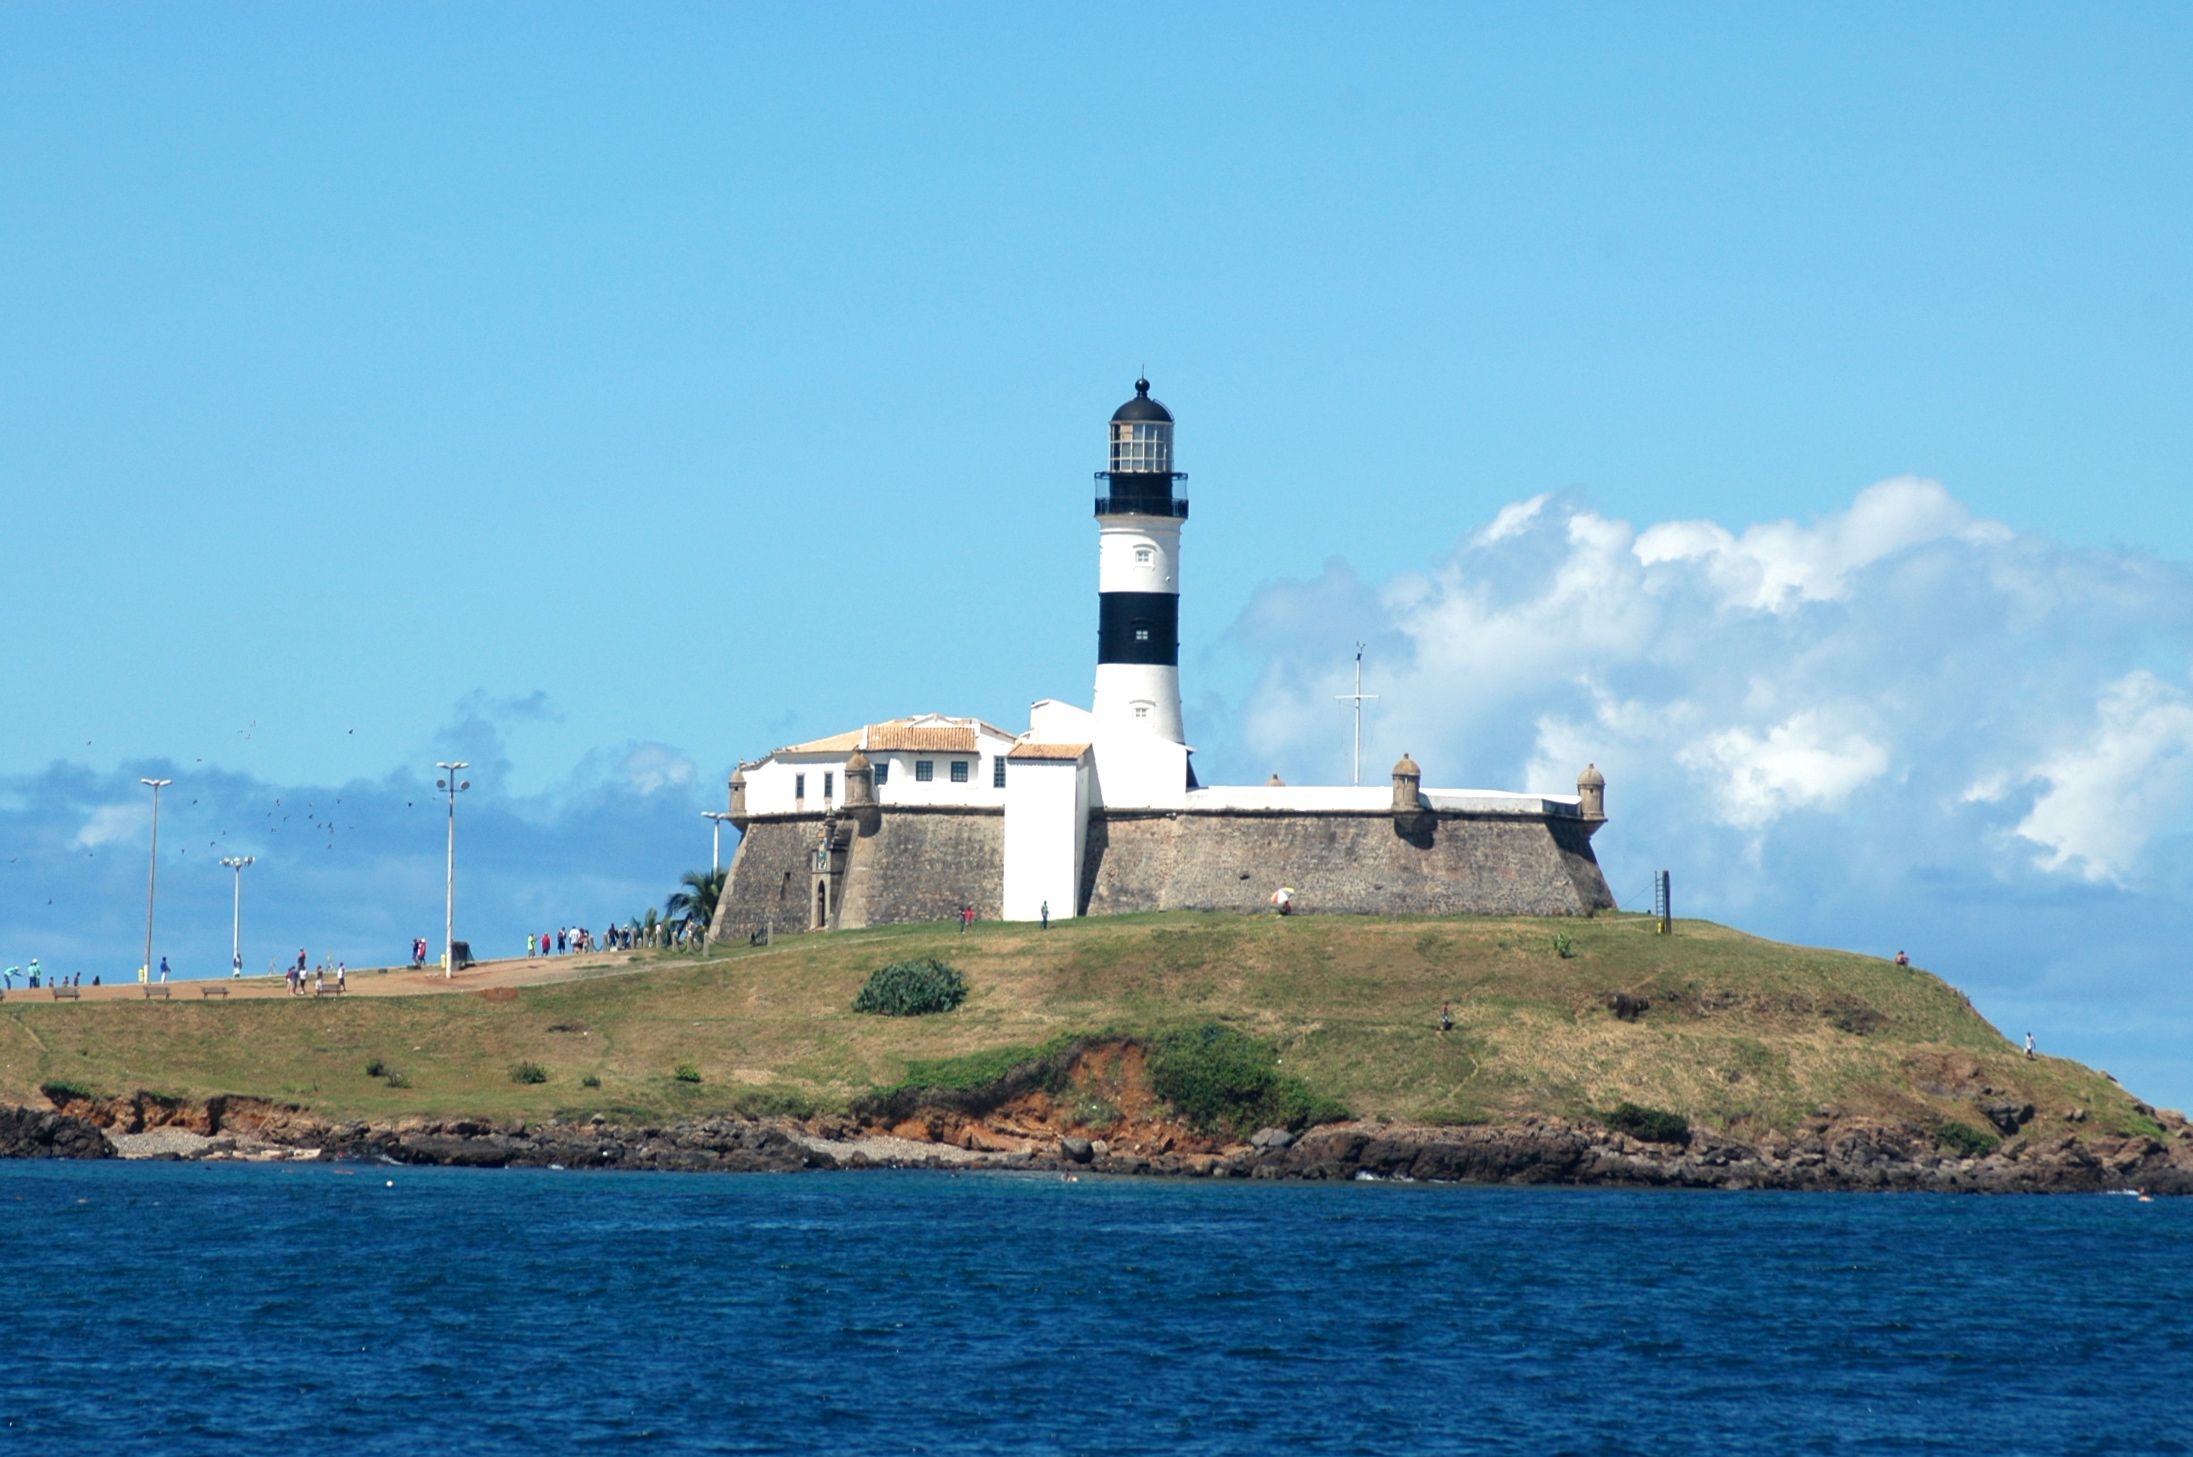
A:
1090,515,1185,745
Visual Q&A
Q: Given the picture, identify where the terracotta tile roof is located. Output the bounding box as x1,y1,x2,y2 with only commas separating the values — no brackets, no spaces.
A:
864,726,978,752
779,715,1007,756
1008,742,1092,761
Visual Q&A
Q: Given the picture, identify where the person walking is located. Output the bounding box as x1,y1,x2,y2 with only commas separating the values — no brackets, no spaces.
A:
1040,900,1050,930
2024,1031,2037,1059
158,956,170,983
1440,1001,1453,1034
337,963,346,993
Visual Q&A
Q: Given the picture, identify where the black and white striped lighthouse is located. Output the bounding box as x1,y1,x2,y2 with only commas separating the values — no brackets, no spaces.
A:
1092,379,1188,746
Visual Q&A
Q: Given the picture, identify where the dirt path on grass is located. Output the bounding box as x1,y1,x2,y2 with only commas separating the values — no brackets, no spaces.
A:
0,951,654,1004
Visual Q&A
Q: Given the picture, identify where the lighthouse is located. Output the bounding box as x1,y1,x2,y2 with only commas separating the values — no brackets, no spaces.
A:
1091,379,1188,752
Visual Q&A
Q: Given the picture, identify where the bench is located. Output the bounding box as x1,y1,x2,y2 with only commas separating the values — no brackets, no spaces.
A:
311,982,347,996
142,984,171,999
50,986,79,1001
200,984,230,998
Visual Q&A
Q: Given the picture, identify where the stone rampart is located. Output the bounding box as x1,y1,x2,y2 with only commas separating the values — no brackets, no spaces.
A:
713,816,819,941
1080,809,1614,918
838,807,1004,929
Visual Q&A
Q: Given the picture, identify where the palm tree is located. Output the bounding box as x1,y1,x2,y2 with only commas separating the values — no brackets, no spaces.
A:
666,867,728,942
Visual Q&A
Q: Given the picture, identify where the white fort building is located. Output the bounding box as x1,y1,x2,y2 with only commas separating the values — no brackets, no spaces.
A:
713,381,1614,939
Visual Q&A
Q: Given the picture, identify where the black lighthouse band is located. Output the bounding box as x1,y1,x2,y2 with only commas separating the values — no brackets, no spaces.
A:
1097,592,1179,666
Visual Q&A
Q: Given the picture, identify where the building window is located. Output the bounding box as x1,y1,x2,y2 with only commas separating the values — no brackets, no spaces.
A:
915,760,934,782
993,756,1007,788
1135,546,1153,566
873,760,889,786
950,760,970,784
795,773,806,799
1133,704,1151,720
823,772,834,800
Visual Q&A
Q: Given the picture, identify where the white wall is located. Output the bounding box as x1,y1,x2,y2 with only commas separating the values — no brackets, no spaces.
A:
1002,754,1089,921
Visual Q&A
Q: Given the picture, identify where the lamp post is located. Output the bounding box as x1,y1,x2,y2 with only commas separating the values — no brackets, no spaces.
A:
436,762,470,978
702,811,735,874
219,855,255,978
140,777,172,983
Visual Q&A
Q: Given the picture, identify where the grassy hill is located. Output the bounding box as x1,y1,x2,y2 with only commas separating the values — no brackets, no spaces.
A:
0,911,2162,1143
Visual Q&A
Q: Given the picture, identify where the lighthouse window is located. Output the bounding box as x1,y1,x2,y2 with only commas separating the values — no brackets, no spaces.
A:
1135,546,1153,566
1109,421,1172,475
1133,704,1151,720
915,760,934,782
993,756,1007,788
950,760,970,784
1134,625,1151,642
873,761,888,786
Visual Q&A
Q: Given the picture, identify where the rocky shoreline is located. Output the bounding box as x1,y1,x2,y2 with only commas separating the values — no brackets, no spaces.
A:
11,1090,2193,1193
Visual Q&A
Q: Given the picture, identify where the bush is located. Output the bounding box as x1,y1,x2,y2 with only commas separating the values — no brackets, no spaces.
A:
364,1058,387,1078
1934,1120,2000,1158
853,958,968,1017
1553,932,1575,959
673,1064,703,1084
510,1062,548,1085
382,1070,410,1089
580,1074,601,1089
1603,1101,1689,1143
1149,1024,1349,1136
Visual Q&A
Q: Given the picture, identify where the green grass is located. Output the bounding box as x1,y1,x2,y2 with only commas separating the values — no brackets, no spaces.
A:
0,911,2154,1147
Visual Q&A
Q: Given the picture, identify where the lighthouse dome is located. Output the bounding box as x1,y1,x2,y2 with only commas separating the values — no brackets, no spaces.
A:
1111,378,1173,424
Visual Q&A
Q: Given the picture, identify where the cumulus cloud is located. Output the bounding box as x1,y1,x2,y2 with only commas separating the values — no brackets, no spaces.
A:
1208,478,2193,1104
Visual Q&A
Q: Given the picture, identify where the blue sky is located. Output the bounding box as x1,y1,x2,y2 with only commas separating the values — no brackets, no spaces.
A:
5,7,2193,1102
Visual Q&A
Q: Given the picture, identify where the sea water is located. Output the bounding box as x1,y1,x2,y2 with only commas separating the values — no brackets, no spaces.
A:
1,1161,2187,1455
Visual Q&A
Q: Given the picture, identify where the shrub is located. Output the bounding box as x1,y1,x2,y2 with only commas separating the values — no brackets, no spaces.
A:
1603,1101,1689,1143
364,1058,387,1078
382,1070,410,1088
1934,1120,2000,1159
40,1080,94,1104
1149,1024,1349,1136
673,1064,703,1084
853,958,968,1017
1553,932,1575,959
510,1062,548,1085
580,1074,601,1089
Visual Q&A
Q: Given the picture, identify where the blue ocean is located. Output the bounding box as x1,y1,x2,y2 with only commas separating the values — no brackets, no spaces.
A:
2,1161,2186,1455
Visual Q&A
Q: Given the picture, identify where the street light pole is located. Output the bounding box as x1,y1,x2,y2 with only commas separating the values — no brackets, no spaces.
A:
436,763,470,979
140,777,171,983
702,811,735,874
219,855,255,978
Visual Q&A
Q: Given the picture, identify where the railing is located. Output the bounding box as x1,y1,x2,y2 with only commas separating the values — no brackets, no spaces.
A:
1094,496,1190,518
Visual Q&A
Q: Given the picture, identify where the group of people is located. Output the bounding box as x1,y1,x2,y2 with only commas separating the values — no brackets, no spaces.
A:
528,926,596,957
283,950,345,996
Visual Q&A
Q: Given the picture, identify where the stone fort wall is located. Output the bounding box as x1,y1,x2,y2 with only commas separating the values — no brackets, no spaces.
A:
1081,810,1613,918
713,809,1004,940
717,805,1609,937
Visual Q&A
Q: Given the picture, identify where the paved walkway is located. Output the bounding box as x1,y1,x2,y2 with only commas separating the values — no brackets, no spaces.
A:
0,950,660,1003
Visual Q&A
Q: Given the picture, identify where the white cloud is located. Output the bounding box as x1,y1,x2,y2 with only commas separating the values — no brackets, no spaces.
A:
1220,477,2193,884
1677,714,1891,828
1635,475,1994,613
74,803,145,848
2015,672,2193,882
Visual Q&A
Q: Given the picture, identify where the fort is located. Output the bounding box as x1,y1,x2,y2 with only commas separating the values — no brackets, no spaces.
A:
711,382,1615,941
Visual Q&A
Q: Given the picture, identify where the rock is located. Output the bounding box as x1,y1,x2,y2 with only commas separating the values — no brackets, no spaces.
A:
1605,993,1649,1021
1090,1139,1109,1157
0,1107,114,1159
1250,1127,1295,1150
1060,1136,1094,1163
1980,1101,2036,1135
